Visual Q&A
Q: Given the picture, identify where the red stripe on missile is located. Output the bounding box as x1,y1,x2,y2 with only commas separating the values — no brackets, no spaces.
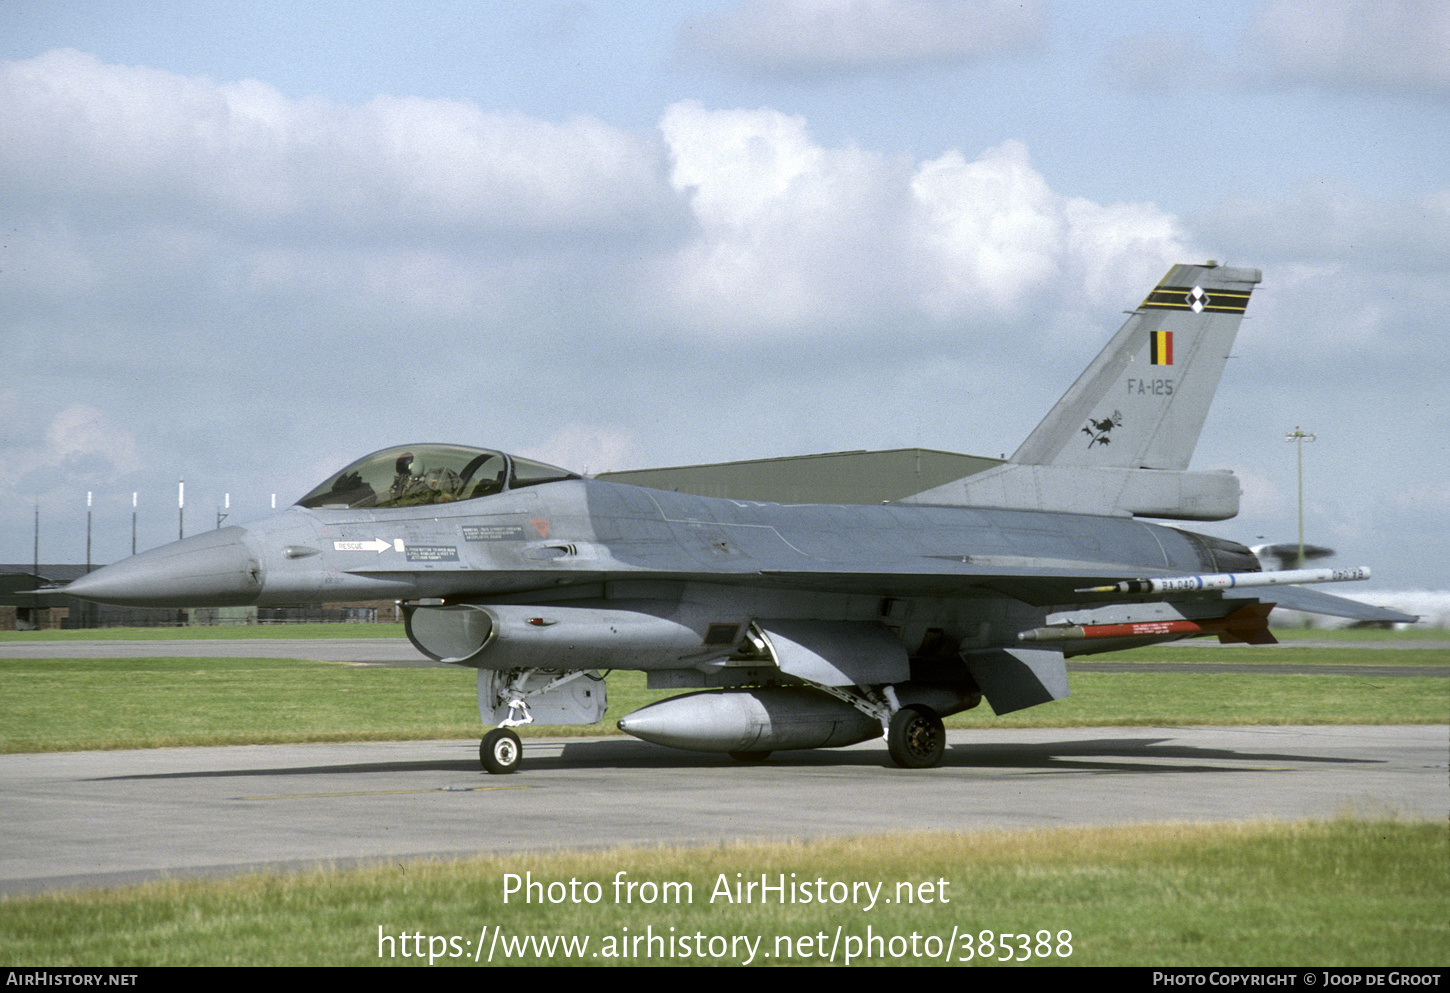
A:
1019,604,1275,645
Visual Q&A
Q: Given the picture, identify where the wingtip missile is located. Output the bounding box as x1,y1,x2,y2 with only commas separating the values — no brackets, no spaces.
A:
1075,566,1371,596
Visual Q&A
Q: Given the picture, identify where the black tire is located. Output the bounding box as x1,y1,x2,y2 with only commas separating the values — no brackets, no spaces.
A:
480,728,522,774
887,705,945,769
728,750,772,763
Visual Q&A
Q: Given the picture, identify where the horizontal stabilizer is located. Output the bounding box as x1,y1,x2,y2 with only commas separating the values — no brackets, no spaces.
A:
898,463,1240,520
1230,585,1419,625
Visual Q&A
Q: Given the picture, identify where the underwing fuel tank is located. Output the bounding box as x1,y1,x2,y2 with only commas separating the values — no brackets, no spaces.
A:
617,688,883,753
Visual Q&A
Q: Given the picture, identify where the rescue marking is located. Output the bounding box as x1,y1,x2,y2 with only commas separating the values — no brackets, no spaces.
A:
333,539,392,554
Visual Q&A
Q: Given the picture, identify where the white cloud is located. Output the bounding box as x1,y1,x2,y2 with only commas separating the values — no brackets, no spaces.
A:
1249,0,1450,95
45,405,142,473
910,142,1064,314
656,100,908,331
0,52,1198,352
1058,198,1191,307
681,0,1047,78
0,402,143,502
655,103,1188,335
0,49,672,239
910,141,1184,317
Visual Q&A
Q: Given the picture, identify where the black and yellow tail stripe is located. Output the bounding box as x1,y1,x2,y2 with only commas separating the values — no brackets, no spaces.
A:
1140,285,1252,313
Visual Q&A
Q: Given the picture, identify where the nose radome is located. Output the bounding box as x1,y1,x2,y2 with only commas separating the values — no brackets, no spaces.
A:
65,526,263,607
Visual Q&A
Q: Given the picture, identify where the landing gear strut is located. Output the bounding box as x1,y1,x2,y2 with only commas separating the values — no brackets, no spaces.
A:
887,704,945,769
479,727,522,774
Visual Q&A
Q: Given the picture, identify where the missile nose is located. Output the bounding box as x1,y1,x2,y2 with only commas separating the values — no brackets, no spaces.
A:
65,526,264,607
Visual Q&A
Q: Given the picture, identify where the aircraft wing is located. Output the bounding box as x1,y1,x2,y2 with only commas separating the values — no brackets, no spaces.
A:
760,565,1414,623
343,553,1415,626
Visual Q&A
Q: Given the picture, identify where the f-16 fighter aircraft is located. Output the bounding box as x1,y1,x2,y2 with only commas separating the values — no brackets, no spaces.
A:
66,263,1413,773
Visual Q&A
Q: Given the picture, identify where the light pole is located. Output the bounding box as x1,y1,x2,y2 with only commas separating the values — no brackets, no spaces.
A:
1285,426,1316,569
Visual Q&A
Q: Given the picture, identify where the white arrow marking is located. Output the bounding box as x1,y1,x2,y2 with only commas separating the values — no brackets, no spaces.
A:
333,539,392,554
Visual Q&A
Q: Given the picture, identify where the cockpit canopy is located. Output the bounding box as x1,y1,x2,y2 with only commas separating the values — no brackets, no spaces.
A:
296,444,578,510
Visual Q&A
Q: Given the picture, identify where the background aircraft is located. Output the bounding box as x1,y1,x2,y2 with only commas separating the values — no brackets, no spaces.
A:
65,263,1412,772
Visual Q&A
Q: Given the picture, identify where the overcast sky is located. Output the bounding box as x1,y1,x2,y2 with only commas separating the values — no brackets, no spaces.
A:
2,0,1446,592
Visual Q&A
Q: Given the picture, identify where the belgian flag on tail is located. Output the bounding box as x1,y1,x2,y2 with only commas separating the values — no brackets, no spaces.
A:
1150,330,1173,365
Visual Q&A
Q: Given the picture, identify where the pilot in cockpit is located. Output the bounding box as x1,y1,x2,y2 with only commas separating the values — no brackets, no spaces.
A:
389,452,420,503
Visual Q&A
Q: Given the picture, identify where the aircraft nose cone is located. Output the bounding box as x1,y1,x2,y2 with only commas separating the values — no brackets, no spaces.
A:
65,526,264,607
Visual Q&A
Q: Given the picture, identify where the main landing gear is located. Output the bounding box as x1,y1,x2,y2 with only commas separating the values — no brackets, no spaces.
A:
807,682,951,769
886,704,946,769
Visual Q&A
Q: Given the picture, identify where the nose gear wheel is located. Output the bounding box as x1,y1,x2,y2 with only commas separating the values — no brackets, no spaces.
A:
480,727,522,774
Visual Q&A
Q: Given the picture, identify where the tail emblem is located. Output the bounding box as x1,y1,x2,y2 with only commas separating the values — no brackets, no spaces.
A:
1082,410,1122,448
1186,286,1210,313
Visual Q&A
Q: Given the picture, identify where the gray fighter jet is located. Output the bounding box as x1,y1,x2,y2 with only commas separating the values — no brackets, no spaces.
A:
66,263,1413,772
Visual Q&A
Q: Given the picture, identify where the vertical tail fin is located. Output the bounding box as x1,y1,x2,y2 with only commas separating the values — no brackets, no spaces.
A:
1011,262,1261,470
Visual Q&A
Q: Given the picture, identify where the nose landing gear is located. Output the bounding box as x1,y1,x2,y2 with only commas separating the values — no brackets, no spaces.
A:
479,727,522,774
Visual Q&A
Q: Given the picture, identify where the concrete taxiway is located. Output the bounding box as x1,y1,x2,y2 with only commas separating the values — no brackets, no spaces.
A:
2,724,1445,896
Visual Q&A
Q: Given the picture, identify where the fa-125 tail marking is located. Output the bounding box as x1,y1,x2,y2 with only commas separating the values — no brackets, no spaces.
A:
66,263,1414,772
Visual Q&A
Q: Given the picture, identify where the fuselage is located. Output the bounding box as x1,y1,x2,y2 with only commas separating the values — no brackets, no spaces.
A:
65,471,1258,660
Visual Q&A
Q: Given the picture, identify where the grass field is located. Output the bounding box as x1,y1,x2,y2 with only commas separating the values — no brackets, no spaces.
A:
1,820,1444,966
1,643,1447,753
